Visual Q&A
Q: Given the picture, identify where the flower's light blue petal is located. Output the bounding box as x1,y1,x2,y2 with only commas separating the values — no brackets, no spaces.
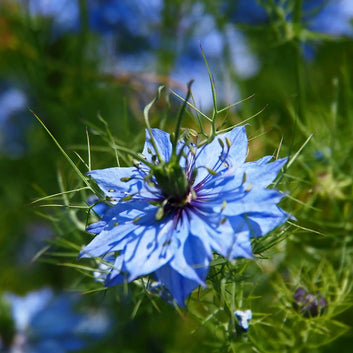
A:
81,221,135,258
244,157,287,187
105,254,127,286
82,202,184,281
92,202,111,218
87,195,111,217
169,234,210,285
239,208,289,239
193,126,248,186
227,216,254,259
86,220,107,235
195,168,244,202
186,209,235,258
154,263,203,307
88,167,150,203
142,128,173,163
124,217,180,280
80,201,158,258
222,187,285,216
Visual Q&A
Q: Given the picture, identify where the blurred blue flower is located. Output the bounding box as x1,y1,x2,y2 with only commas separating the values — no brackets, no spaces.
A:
4,288,109,353
223,0,353,37
0,85,29,158
222,0,269,24
80,126,289,306
17,223,53,264
307,0,353,36
87,0,162,39
170,3,259,110
16,0,80,34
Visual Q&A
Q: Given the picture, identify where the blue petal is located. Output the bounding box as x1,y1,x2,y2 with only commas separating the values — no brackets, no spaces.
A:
193,126,248,185
124,216,180,280
222,187,285,216
186,209,235,258
105,255,127,286
87,195,111,217
227,216,254,259
80,202,157,258
195,168,244,203
92,202,111,218
88,166,151,203
169,234,211,285
86,220,107,235
142,128,173,163
154,263,203,307
239,208,289,238
244,157,287,187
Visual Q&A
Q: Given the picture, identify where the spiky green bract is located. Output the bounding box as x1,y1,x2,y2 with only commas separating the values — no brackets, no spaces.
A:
79,126,289,306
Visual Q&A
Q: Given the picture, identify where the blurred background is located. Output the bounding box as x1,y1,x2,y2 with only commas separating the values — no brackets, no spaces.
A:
1,0,353,352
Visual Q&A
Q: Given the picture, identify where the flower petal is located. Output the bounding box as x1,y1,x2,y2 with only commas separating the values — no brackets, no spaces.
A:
80,201,158,258
88,167,149,203
244,157,287,187
187,209,235,258
228,216,254,259
237,208,289,238
193,126,248,185
142,128,173,163
154,263,203,307
169,234,211,285
124,217,180,281
222,187,285,216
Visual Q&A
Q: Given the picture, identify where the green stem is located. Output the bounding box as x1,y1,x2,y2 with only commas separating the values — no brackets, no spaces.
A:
172,80,193,159
143,86,165,163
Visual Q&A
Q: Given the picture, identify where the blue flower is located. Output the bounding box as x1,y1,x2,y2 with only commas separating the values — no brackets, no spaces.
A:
16,0,80,36
87,0,162,38
222,0,353,37
222,0,269,25
0,84,30,158
4,288,109,353
170,3,259,111
80,126,289,306
307,0,353,36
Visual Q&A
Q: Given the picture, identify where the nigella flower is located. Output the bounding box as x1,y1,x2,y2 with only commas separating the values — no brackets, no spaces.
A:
3,288,109,353
80,126,289,306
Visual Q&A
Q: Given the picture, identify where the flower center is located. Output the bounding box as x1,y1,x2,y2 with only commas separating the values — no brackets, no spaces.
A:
153,160,190,205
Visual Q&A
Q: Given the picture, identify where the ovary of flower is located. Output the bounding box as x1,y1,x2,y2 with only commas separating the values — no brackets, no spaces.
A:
80,126,289,306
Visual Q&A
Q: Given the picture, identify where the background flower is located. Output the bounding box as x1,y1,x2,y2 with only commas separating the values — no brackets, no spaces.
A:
3,288,109,353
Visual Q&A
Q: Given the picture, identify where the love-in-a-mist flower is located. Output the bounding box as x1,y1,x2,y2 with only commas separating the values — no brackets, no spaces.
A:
3,288,109,353
80,126,289,306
